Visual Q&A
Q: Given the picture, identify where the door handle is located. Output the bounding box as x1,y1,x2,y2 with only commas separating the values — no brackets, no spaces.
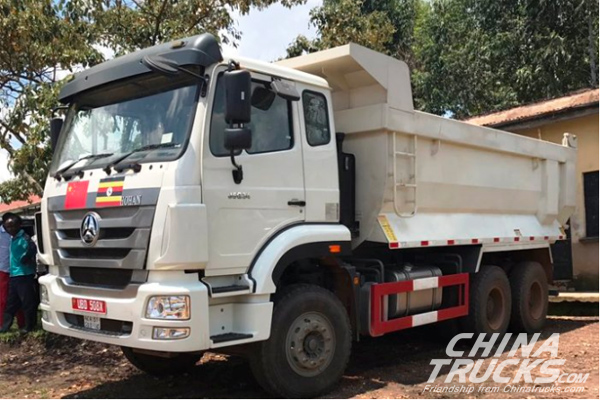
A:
288,200,306,207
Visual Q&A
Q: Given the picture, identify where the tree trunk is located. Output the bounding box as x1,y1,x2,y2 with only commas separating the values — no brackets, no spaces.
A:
589,12,598,87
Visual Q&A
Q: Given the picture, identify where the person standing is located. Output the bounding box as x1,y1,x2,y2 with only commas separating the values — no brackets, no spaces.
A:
0,214,37,333
0,213,25,330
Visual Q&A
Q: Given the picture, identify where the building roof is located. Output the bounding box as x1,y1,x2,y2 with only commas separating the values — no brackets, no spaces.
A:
0,195,41,214
466,88,599,128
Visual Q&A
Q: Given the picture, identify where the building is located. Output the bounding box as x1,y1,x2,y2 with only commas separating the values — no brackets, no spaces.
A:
0,194,41,216
467,89,599,291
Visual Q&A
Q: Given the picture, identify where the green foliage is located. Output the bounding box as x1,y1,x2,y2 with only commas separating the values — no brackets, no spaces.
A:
0,0,304,202
359,0,424,69
90,0,304,55
286,0,396,57
287,0,599,119
414,0,599,118
0,0,102,201
0,310,47,344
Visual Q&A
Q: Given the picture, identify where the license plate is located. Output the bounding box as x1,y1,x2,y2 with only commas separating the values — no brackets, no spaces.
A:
72,297,106,314
83,315,101,330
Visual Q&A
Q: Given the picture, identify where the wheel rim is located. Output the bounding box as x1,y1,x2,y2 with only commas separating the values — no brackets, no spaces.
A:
486,287,506,331
285,312,336,377
528,281,544,320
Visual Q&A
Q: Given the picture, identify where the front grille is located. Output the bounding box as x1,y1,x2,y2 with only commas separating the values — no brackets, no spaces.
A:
70,267,133,288
49,206,155,270
62,248,131,260
64,313,133,335
59,227,136,240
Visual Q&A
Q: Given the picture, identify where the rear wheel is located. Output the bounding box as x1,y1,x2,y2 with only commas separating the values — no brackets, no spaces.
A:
121,347,202,376
461,266,511,335
249,284,352,398
509,262,548,333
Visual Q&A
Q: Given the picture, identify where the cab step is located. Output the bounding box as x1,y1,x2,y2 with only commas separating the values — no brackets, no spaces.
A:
210,332,253,344
202,275,254,298
211,284,250,294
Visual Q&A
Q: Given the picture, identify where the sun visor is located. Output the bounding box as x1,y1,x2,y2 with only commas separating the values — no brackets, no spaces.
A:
59,34,223,104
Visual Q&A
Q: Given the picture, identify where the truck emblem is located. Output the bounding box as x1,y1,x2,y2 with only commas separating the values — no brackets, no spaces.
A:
228,192,251,200
121,195,142,206
80,212,100,246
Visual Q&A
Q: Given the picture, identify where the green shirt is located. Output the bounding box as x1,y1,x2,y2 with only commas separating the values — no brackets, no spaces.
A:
10,230,36,277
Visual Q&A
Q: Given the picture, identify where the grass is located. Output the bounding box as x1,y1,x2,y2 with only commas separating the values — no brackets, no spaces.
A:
0,310,47,344
0,327,47,344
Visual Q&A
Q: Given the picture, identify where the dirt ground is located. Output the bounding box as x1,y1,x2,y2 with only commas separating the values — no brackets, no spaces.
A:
0,316,597,399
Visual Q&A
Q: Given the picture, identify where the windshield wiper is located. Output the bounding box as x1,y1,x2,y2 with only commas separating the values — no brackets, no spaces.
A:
54,153,114,181
103,143,179,175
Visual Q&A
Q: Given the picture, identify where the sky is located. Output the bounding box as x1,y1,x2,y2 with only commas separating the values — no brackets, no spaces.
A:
0,1,321,187
221,0,320,61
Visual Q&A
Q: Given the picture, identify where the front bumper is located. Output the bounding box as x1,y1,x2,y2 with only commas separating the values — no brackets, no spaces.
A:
38,271,211,352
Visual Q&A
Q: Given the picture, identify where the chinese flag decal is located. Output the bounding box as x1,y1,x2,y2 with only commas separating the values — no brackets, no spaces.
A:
64,181,89,209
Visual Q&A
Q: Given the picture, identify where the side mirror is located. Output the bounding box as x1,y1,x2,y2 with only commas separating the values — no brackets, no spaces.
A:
224,70,251,124
224,127,252,151
50,117,63,151
224,127,251,185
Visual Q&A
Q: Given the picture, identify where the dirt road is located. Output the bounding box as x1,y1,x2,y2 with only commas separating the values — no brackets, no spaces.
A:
0,316,597,399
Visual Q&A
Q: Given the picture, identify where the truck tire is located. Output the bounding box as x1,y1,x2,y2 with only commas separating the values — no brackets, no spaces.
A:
508,262,548,333
121,347,201,376
249,284,352,398
461,266,511,335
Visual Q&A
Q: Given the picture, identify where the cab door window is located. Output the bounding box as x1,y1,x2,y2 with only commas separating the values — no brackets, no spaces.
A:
210,76,294,156
303,90,330,146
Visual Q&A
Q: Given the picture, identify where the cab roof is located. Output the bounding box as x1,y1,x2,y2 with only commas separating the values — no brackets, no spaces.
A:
59,34,223,103
58,34,330,103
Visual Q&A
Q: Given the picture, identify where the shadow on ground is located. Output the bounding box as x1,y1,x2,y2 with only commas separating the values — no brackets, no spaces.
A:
61,317,595,399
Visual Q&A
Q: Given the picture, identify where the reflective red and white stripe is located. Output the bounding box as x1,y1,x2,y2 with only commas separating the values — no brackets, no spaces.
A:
370,273,469,336
388,235,565,249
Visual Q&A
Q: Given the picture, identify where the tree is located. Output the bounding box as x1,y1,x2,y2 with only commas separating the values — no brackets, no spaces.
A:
287,0,599,119
0,0,304,202
90,0,305,55
414,0,600,118
359,0,425,70
286,0,396,58
0,0,103,201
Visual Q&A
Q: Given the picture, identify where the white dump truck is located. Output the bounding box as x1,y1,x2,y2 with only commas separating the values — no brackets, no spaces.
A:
37,34,576,397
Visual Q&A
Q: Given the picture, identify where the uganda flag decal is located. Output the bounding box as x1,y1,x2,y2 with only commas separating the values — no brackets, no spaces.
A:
96,177,125,207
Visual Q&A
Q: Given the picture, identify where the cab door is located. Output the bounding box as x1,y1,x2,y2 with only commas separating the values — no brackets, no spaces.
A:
202,72,305,274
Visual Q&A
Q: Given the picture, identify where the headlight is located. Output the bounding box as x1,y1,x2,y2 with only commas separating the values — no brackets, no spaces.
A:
40,285,49,305
153,327,190,340
145,295,190,320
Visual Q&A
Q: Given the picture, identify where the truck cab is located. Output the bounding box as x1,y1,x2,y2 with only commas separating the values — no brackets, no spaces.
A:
39,32,345,360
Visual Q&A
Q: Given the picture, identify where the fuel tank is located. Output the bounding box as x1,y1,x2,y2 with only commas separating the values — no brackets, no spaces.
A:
385,265,442,318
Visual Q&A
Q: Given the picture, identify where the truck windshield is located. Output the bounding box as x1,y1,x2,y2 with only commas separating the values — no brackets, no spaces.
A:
51,73,200,174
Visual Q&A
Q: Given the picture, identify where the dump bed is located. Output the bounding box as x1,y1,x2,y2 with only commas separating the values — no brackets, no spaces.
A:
278,45,577,249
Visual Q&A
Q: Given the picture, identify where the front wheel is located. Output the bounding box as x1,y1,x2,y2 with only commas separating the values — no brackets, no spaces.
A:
250,284,352,398
121,347,202,376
